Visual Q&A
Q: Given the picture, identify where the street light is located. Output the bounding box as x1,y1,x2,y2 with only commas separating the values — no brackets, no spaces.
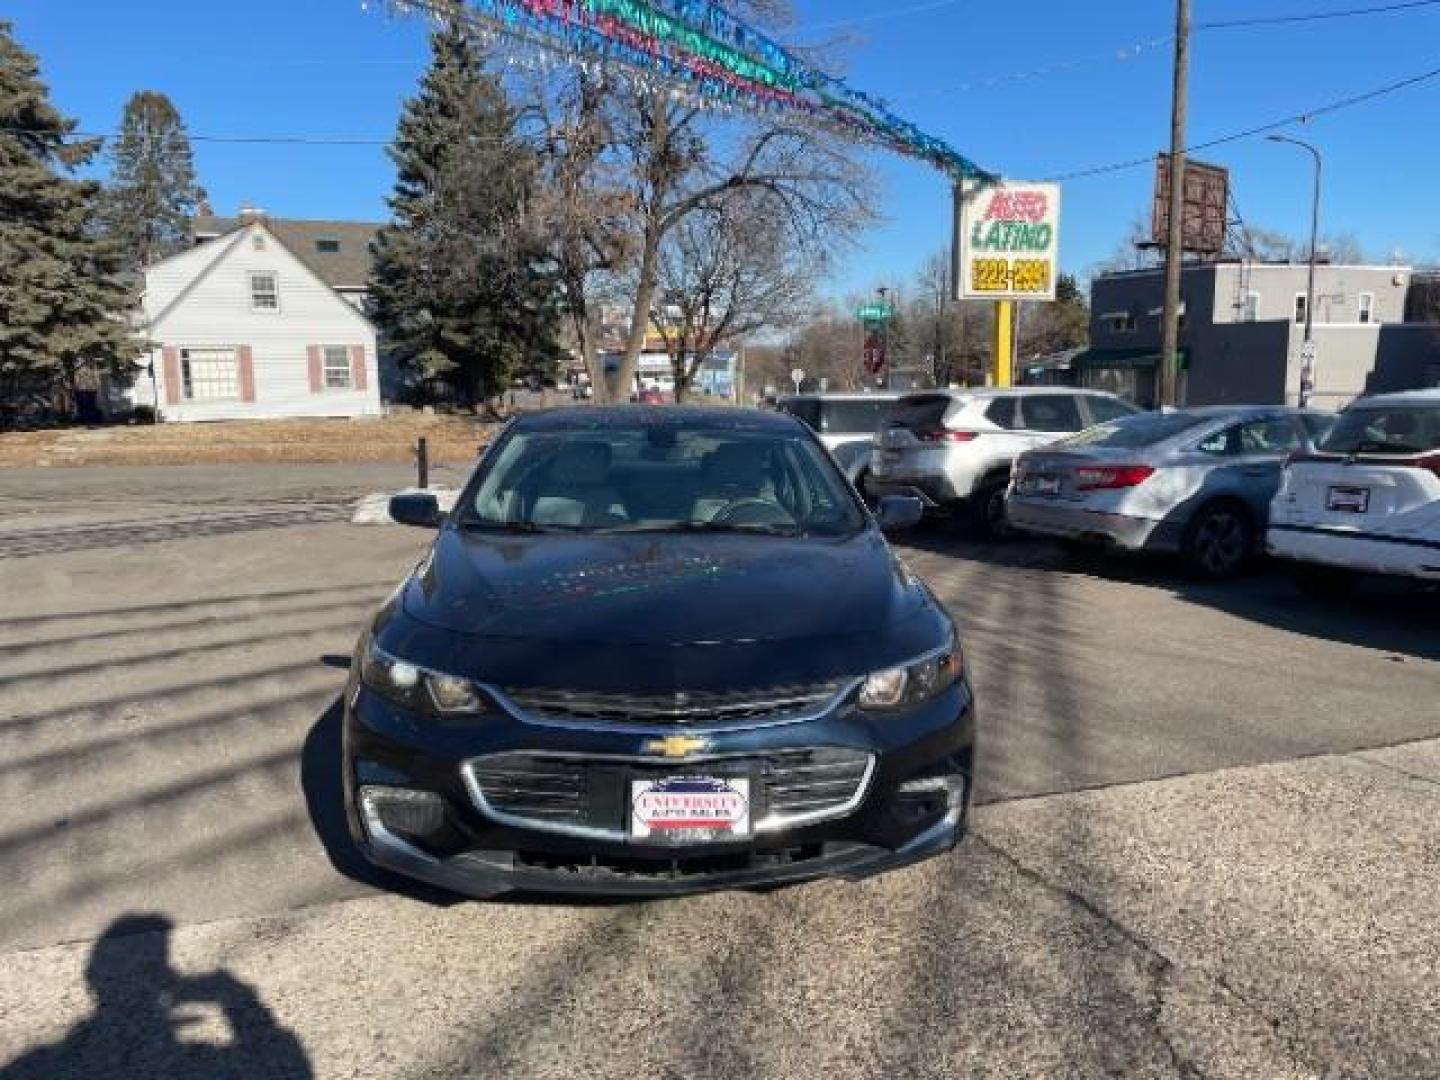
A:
1266,133,1323,407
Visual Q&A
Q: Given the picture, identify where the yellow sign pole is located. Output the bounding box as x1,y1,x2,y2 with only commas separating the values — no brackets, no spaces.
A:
992,300,1014,388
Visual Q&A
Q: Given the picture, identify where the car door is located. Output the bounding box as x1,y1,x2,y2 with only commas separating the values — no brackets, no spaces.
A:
1014,394,1087,452
1080,394,1143,427
1197,415,1303,523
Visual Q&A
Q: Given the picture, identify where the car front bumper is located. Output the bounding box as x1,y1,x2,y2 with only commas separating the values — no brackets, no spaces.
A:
1267,524,1440,581
1005,496,1183,552
342,681,976,899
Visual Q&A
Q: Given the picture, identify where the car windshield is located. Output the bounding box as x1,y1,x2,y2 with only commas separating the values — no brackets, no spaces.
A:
462,419,866,536
821,399,893,435
1320,405,1440,455
1056,411,1207,449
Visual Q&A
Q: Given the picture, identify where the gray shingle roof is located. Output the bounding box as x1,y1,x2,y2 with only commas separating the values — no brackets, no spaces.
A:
192,216,381,291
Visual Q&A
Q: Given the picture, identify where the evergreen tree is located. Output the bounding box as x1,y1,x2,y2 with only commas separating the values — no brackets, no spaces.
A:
100,91,207,271
0,21,140,414
369,21,559,409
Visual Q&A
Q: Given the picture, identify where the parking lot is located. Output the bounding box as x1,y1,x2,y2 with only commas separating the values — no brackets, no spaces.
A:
1,463,1437,1078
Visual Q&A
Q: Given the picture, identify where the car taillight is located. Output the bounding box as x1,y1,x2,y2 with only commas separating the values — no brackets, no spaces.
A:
1416,452,1440,478
921,430,980,443
1074,465,1155,491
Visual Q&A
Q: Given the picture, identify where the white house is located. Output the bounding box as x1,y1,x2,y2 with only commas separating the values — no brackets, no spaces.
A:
137,213,382,421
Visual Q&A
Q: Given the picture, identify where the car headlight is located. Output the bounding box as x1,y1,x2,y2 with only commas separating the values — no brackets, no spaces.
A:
360,638,487,716
859,640,964,710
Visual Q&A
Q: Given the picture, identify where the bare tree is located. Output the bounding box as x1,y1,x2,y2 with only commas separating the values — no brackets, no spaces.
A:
526,72,635,403
608,94,875,400
651,191,817,401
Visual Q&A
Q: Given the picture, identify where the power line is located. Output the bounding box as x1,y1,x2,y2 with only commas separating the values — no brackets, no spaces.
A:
1048,62,1440,181
791,0,965,35
1197,0,1440,30
0,126,518,148
893,0,1440,101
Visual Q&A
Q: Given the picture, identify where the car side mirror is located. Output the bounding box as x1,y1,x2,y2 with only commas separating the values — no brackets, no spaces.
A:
389,492,442,529
876,495,924,532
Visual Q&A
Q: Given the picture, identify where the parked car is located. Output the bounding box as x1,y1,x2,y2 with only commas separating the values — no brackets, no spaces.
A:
635,387,666,405
1268,389,1440,593
867,388,1141,535
1006,406,1333,578
345,406,975,899
776,391,906,490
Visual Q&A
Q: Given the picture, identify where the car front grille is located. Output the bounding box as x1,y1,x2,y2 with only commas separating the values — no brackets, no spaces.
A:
499,682,849,729
462,748,874,840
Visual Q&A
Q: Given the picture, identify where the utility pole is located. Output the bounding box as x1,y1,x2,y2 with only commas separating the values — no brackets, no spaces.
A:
1159,0,1191,409
1267,134,1323,407
878,286,892,390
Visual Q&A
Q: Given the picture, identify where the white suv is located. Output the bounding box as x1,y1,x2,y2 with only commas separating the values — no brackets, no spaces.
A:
867,388,1140,535
1268,389,1440,592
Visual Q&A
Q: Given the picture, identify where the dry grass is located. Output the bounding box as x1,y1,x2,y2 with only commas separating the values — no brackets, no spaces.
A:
0,413,497,468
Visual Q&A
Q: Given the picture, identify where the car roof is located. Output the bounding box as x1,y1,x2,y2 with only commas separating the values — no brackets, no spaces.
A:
1169,404,1318,419
1349,388,1440,407
779,392,907,401
902,387,1111,402
514,405,806,434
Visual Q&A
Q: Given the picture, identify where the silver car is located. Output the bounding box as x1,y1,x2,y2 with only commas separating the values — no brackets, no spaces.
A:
776,392,906,490
1006,406,1334,578
867,388,1140,536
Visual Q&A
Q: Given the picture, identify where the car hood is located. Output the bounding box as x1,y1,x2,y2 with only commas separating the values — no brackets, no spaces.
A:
404,527,925,644
385,528,945,694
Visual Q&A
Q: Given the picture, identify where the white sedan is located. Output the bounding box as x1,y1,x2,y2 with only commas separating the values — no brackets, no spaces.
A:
1267,389,1440,593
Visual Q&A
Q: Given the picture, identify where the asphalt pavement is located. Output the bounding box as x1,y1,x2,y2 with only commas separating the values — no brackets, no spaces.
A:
0,464,1436,1078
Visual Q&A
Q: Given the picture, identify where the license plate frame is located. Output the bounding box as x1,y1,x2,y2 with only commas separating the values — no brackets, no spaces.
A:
1019,475,1061,497
1327,485,1371,514
630,776,752,844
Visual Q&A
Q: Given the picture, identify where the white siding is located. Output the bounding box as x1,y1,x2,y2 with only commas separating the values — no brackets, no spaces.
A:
146,224,381,422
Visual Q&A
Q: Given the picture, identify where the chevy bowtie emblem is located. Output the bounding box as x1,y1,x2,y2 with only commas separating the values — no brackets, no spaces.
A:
642,735,711,760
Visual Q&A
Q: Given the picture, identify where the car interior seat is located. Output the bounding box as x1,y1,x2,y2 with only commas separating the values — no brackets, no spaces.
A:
531,442,627,528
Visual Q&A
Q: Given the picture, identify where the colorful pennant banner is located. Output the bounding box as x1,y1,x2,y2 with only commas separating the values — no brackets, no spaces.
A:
391,0,995,180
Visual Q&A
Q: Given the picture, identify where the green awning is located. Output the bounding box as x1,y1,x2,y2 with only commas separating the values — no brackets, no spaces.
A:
1072,348,1188,371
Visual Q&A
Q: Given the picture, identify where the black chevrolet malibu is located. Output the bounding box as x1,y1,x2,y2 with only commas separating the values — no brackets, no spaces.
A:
343,406,975,898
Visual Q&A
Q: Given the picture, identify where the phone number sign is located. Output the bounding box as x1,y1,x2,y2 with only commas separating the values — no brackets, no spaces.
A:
960,182,1061,301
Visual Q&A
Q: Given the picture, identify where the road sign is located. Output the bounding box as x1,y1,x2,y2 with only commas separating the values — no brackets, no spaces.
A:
790,368,805,392
1299,340,1318,403
958,181,1061,302
856,302,894,323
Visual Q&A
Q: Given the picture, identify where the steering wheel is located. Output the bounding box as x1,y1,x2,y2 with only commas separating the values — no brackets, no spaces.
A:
710,499,795,527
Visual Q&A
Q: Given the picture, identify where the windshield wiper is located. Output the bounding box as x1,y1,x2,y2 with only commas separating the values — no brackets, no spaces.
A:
460,519,584,534
599,521,802,537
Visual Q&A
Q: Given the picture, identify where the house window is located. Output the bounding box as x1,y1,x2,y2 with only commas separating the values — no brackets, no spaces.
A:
1105,312,1136,334
316,238,341,254
181,348,240,401
251,273,279,311
1293,293,1308,326
1358,292,1375,325
1243,292,1260,322
323,346,353,389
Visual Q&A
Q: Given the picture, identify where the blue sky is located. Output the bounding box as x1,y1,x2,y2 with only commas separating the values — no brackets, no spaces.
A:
9,0,1440,299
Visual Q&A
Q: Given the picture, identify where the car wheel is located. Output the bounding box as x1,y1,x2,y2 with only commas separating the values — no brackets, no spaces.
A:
972,480,1013,540
1183,502,1253,579
1292,565,1358,599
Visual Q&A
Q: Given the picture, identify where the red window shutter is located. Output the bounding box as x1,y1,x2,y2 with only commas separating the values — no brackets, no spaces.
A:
162,347,181,406
238,346,256,403
349,345,369,392
306,346,323,393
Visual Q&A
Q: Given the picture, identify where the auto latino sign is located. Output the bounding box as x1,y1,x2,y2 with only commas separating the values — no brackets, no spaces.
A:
959,182,1061,302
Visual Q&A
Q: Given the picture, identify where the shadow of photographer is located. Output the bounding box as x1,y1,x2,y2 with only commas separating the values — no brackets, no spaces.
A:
1,914,311,1080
